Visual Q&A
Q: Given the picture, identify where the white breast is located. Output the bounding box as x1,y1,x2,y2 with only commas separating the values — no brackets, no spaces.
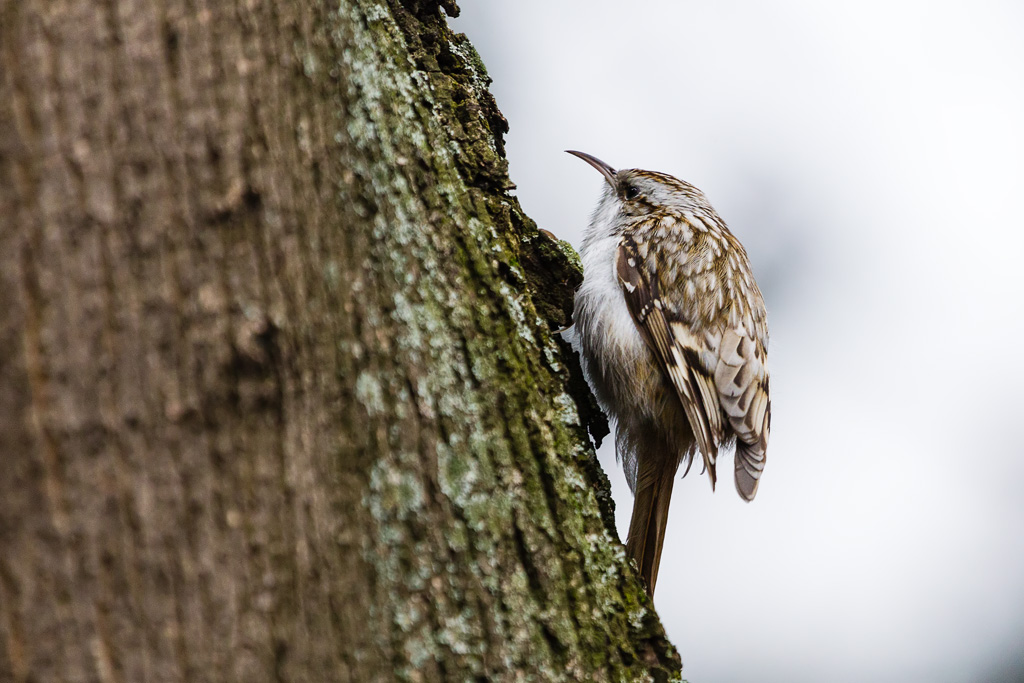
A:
574,231,645,377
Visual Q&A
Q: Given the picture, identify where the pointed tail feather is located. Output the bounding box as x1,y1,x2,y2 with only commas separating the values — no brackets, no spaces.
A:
625,453,677,598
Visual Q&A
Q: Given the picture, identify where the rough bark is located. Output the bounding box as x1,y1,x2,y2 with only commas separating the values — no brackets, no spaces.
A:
0,0,681,680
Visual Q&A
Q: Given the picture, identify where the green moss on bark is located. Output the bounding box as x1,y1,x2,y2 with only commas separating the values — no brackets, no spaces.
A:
319,0,682,679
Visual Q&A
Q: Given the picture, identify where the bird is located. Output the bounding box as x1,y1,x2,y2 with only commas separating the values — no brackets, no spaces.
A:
567,150,771,598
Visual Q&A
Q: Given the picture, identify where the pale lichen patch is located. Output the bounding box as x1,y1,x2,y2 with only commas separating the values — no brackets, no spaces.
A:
355,372,386,415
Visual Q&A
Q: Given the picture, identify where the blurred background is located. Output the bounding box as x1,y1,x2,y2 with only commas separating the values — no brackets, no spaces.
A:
453,2,1024,681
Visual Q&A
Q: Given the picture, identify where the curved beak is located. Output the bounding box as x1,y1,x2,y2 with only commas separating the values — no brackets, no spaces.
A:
566,150,617,188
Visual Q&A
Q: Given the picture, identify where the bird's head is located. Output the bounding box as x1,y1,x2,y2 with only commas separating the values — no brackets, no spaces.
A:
567,150,708,219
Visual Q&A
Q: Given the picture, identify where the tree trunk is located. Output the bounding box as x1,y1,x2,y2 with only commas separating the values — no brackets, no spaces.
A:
0,0,680,680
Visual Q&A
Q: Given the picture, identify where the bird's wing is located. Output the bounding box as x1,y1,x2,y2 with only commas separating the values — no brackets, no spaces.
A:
616,235,723,488
713,327,771,500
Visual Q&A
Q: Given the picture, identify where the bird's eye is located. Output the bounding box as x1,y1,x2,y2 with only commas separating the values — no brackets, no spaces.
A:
624,184,640,200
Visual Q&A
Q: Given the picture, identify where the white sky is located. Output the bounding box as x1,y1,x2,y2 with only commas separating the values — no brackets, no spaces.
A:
453,2,1024,682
